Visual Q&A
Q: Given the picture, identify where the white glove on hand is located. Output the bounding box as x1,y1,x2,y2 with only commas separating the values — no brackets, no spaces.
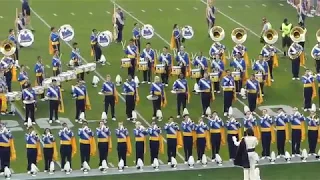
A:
232,136,237,142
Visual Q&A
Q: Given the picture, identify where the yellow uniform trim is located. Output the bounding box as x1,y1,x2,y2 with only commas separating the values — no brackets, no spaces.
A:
53,67,58,71
167,134,177,139
276,126,286,130
60,140,72,145
0,142,10,147
117,138,126,143
223,88,234,91
154,92,162,95
36,73,42,77
210,129,221,133
261,127,271,132
44,144,53,148
149,137,160,141
77,96,85,100
304,83,312,88
308,126,318,131
26,144,37,149
183,132,192,136
51,42,59,45
197,134,205,138
135,137,145,142
291,125,302,130
247,90,257,93
227,130,238,134
103,92,113,96
79,139,90,144
97,138,109,143
128,55,135,58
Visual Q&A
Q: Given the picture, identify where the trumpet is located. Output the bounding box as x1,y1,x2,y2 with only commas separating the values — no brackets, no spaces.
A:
263,29,278,45
209,26,225,42
231,28,247,44
0,40,16,56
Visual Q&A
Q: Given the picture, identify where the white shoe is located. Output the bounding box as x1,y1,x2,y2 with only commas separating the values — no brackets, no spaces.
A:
267,156,271,160
148,82,151,84
32,122,36,125
24,122,27,125
223,112,228,116
296,78,300,80
124,166,129,168
0,172,4,175
196,160,201,164
260,156,266,160
127,118,131,121
75,119,79,123
292,78,296,80
201,115,205,118
78,120,83,124
296,154,301,157
211,159,216,162
165,84,168,87
262,94,265,97
141,81,146,84
61,169,64,172
152,117,156,120
49,120,53,124
276,155,281,159
177,115,181,118
27,171,31,174
229,159,233,162
44,170,48,173
184,161,188,164
55,120,60,123
80,168,84,171
158,117,163,122
132,119,136,123
112,117,116,121
292,154,296,158
99,166,102,170
217,91,220,93
41,98,46,102
271,79,274,82
304,109,308,112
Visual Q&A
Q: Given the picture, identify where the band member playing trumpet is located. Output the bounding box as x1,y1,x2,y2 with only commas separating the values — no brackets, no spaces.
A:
123,75,139,122
245,74,261,112
232,43,249,68
311,42,320,73
306,113,319,155
8,29,19,61
173,73,189,118
132,23,141,53
0,72,7,114
90,29,102,62
252,56,270,96
275,108,289,158
0,123,16,173
42,128,57,172
18,65,29,89
101,75,118,121
211,54,225,93
208,112,225,160
115,122,131,168
226,114,241,160
288,38,304,80
158,46,172,86
78,121,96,170
170,24,181,51
150,76,166,121
175,46,189,77
260,109,274,159
49,27,60,54
124,39,138,78
0,56,14,92
181,112,195,163
261,44,277,81
71,42,84,80
134,121,147,165
22,83,36,125
222,70,235,117
290,107,306,156
72,80,87,123
302,69,316,111
46,79,61,124
59,123,76,171
195,118,209,163
34,56,45,99
96,121,111,169
230,53,246,93
164,116,182,164
209,41,226,65
52,50,61,77
198,73,213,117
140,42,155,84
148,122,164,165
193,52,208,83
25,127,41,174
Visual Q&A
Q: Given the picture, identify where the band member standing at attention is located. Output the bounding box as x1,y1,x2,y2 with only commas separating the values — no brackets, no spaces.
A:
275,108,289,158
90,29,102,62
123,75,139,122
312,42,320,73
124,39,138,78
158,46,172,86
8,29,19,62
260,109,275,159
72,80,88,124
101,75,118,121
230,53,246,94
206,0,215,31
181,112,195,164
302,69,316,111
46,79,61,124
71,42,85,80
0,56,14,92
148,122,164,164
49,27,60,54
52,50,61,77
115,122,131,168
114,8,125,43
210,54,225,93
290,107,306,156
173,73,189,118
280,18,293,56
260,17,272,43
175,46,190,77
226,114,241,161
252,56,270,96
245,74,261,112
195,118,209,163
42,128,57,172
132,23,141,53
208,112,225,160
25,127,42,174
22,0,33,30
306,113,319,155
78,121,96,170
18,65,29,89
164,116,182,165
59,123,77,171
150,76,166,121
34,56,45,100
193,52,208,83
140,42,155,84
198,73,212,117
134,121,147,165
0,123,16,174
22,83,36,125
96,121,111,169
222,70,235,117
261,44,277,82
288,41,304,80
170,24,181,51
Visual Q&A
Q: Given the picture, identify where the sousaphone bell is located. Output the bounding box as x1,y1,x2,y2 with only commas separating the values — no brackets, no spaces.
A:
290,26,304,43
0,40,16,56
209,26,225,42
231,28,247,44
263,29,278,44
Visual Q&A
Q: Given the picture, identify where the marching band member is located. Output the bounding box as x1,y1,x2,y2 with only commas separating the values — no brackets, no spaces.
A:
59,123,77,171
260,109,275,159
22,0,33,31
8,29,19,61
34,56,45,99
49,27,60,54
232,43,250,68
208,112,225,160
42,128,58,172
18,65,29,89
230,53,246,94
134,121,147,165
280,18,293,56
25,127,42,174
195,118,210,163
260,17,272,43
101,74,118,121
193,52,208,83
316,72,320,109
0,123,16,173
275,108,289,158
124,39,138,78
226,113,241,161
115,122,132,168
170,24,181,51
148,122,164,164
243,110,260,140
298,22,306,48
71,42,85,80
209,42,226,65
123,75,139,122
210,54,225,93
222,70,235,116
252,55,271,96
78,121,96,170
96,121,112,169
52,50,61,77
302,69,316,111
312,42,320,73
173,73,189,118
22,83,36,125
206,1,215,30
306,112,319,155
114,8,125,43
90,29,102,62
181,111,195,163
198,72,213,117
290,107,306,156
288,41,304,80
261,44,277,81
46,79,62,124
164,116,182,164
72,80,90,123
132,23,141,53
158,46,172,86
1,56,14,92
175,46,190,77
0,72,7,114
16,12,25,32
140,42,155,84
150,76,166,120
245,74,261,112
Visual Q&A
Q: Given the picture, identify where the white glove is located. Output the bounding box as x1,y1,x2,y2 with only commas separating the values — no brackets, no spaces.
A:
232,136,237,142
113,24,117,28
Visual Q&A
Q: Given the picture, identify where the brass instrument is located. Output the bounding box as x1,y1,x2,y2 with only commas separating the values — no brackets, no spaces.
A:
209,26,225,42
231,28,247,44
0,40,16,56
288,26,304,60
316,29,320,43
288,43,302,60
263,29,278,45
311,29,320,60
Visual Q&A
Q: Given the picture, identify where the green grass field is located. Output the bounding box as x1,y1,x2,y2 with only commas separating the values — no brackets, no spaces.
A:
1,0,320,179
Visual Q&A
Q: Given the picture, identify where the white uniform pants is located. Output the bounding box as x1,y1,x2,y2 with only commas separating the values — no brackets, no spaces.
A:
243,152,257,180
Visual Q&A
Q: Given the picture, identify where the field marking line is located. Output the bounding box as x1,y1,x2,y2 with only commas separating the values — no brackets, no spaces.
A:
26,66,30,69
193,7,198,10
262,4,267,7
228,6,232,9
158,8,163,12
109,162,115,167
141,10,146,12
46,65,51,68
279,3,284,6
89,12,93,15
106,11,111,14
245,5,250,8
71,12,75,16
0,16,3,18
53,13,57,16
159,159,164,164
176,8,181,11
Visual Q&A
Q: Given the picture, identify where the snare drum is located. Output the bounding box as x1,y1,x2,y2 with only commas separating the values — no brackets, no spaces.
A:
33,86,45,95
6,91,22,101
191,69,201,79
256,73,263,82
121,58,131,68
171,66,181,76
232,71,241,81
83,63,96,72
67,70,77,80
155,64,165,74
210,72,219,82
58,72,70,82
43,78,52,88
75,65,84,74
138,61,148,71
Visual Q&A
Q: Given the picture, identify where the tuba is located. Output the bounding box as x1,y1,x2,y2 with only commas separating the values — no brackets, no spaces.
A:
263,29,278,45
311,29,320,60
209,26,225,42
316,29,320,43
231,28,247,44
289,26,304,43
0,40,16,56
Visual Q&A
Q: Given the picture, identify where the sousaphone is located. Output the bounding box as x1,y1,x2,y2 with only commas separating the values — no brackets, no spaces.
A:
231,28,247,44
263,29,278,45
209,26,225,42
0,40,16,56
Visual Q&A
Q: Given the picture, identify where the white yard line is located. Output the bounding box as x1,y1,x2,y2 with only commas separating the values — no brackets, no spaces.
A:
158,8,163,12
53,13,57,16
89,12,93,15
262,4,267,7
106,11,111,14
245,5,250,8
0,16,3,18
228,6,232,9
141,9,146,12
193,7,198,10
71,12,75,15
176,8,181,11
279,3,284,6
46,65,51,68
